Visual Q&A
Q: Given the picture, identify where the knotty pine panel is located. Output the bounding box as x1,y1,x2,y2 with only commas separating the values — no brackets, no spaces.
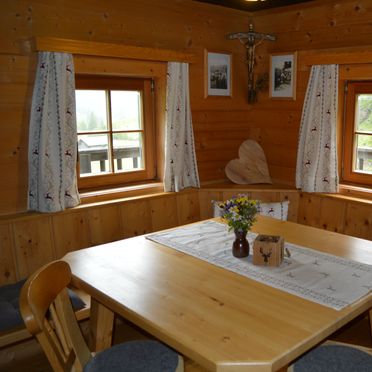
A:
280,191,299,223
196,130,252,142
198,190,222,220
276,1,372,30
193,106,301,184
88,205,123,246
149,194,179,232
0,83,33,110
0,0,248,214
264,145,297,169
176,190,200,226
193,109,301,125
3,0,372,215
340,64,372,80
195,138,246,152
192,121,255,132
0,188,371,288
297,193,322,228
120,199,153,238
0,223,17,285
255,0,372,43
344,202,372,241
74,55,166,77
196,149,240,163
0,55,36,84
12,216,54,279
258,127,299,147
269,165,296,186
196,160,227,182
0,190,201,284
52,210,91,258
297,193,372,240
317,198,347,234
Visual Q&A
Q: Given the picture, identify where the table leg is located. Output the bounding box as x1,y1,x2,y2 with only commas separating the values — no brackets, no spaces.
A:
276,366,289,372
89,298,114,351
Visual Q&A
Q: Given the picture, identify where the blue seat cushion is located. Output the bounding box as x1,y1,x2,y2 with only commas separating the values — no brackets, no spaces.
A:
0,279,86,332
84,340,180,372
293,344,372,372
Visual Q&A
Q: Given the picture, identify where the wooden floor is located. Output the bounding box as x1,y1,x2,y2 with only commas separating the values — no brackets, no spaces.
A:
0,313,370,372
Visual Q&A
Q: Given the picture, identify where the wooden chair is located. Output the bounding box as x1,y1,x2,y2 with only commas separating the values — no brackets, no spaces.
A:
19,260,184,372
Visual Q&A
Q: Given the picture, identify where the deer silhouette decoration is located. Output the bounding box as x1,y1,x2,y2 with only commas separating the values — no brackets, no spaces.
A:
260,247,272,264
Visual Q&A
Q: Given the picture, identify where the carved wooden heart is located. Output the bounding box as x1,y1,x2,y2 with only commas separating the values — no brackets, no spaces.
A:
225,140,272,184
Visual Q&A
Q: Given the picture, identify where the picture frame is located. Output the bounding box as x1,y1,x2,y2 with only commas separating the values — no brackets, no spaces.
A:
269,52,297,100
205,50,232,97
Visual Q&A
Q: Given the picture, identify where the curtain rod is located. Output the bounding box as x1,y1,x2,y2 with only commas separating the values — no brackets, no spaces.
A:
27,37,195,63
298,45,372,65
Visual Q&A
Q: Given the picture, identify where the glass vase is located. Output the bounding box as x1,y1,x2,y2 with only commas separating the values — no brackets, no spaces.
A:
232,229,249,258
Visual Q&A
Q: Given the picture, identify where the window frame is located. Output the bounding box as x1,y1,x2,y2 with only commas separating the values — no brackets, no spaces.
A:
342,81,372,187
75,75,156,190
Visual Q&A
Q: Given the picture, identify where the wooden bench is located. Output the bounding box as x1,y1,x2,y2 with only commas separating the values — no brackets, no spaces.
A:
0,286,90,349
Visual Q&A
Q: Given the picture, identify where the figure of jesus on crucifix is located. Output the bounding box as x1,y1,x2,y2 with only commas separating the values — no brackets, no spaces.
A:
227,24,276,103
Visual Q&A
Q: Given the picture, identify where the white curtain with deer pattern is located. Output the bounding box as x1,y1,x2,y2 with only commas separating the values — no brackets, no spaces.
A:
296,64,339,193
164,62,200,192
28,52,80,212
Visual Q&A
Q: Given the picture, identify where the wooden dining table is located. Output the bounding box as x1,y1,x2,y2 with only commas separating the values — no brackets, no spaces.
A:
63,216,372,372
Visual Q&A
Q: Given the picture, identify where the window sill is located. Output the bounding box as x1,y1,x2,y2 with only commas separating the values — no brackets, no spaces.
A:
317,184,372,205
79,182,164,205
338,184,372,201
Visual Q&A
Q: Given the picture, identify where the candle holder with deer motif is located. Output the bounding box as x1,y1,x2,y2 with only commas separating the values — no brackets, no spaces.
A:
253,235,284,266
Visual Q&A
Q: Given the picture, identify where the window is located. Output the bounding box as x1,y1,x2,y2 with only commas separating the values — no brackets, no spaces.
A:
75,75,156,190
342,81,372,187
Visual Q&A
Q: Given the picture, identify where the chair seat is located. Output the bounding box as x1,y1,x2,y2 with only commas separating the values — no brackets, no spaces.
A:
84,340,181,372
293,344,372,372
0,279,86,332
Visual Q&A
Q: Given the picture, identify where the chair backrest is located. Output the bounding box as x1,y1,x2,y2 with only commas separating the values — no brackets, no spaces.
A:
20,260,92,372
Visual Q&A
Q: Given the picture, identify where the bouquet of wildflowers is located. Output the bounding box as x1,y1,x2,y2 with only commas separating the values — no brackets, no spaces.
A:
218,195,259,232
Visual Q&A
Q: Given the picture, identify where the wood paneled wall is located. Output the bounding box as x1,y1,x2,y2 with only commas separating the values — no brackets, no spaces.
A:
0,0,251,215
0,190,201,286
0,1,371,282
2,0,372,215
1,186,370,288
193,0,372,183
298,193,372,241
247,0,372,185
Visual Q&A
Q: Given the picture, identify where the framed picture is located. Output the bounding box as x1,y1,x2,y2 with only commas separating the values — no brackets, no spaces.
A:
269,52,297,100
205,50,232,97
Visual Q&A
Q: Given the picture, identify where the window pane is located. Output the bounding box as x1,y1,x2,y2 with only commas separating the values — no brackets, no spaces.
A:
76,90,108,132
78,134,110,175
354,134,372,174
111,91,142,131
356,94,372,132
113,133,143,172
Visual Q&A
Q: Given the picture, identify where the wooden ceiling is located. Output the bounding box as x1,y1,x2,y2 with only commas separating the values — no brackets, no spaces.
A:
195,0,315,12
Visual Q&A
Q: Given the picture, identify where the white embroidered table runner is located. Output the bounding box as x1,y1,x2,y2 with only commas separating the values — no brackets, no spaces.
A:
146,220,372,310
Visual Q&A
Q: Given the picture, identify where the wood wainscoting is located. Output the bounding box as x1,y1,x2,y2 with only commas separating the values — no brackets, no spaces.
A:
0,189,200,287
1,185,372,287
298,192,372,241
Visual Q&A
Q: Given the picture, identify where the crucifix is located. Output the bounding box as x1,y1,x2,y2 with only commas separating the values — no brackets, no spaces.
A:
227,24,276,103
